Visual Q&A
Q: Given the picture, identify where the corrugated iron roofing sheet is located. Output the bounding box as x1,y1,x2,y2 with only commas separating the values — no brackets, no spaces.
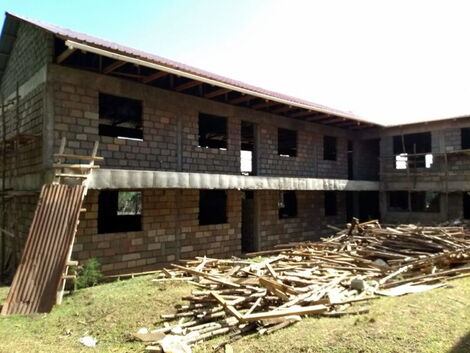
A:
1,184,85,315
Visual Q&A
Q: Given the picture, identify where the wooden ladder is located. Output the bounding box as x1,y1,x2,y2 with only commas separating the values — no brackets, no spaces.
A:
53,137,103,304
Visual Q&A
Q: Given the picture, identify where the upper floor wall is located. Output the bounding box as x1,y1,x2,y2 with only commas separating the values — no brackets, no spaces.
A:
1,21,53,97
48,64,366,180
379,118,470,191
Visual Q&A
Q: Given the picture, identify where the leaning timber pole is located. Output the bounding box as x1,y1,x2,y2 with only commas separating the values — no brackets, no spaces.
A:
0,95,5,283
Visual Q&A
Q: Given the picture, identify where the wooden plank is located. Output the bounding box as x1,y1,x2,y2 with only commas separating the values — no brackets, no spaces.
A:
53,153,104,161
175,80,202,92
103,60,126,74
56,48,76,64
142,71,169,83
171,264,241,288
204,88,231,98
242,304,327,321
53,164,100,169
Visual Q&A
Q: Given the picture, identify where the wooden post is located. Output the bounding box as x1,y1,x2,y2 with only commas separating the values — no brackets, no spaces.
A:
11,84,20,269
0,95,5,282
444,151,449,220
400,134,412,220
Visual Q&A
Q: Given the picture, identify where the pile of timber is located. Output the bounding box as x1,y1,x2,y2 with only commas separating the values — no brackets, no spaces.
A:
137,221,470,352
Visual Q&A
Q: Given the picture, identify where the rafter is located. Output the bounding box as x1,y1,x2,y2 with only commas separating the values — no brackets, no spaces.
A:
204,88,231,98
321,117,348,125
56,47,76,64
252,101,278,110
335,120,357,127
103,60,127,74
141,71,170,84
175,80,202,92
289,110,318,118
305,114,329,121
272,105,294,114
230,94,255,104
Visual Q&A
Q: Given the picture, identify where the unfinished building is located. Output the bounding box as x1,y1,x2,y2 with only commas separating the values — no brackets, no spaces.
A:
0,12,468,280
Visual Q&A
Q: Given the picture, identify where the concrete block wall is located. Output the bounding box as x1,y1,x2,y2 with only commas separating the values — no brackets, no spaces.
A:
73,189,346,275
379,120,470,191
3,85,44,179
73,189,241,275
48,64,354,180
258,190,346,250
0,22,53,97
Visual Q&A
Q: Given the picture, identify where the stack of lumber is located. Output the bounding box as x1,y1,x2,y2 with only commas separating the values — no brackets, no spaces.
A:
137,221,470,352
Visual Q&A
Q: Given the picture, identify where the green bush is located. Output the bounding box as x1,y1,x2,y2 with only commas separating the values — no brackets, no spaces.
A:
76,258,102,289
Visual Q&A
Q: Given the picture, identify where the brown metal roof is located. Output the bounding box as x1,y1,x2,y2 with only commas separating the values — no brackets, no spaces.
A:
1,12,381,128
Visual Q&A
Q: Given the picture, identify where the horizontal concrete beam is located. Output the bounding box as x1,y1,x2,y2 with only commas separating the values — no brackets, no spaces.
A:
383,181,469,192
88,169,379,191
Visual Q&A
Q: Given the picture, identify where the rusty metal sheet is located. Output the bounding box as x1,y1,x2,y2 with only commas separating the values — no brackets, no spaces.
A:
1,184,85,315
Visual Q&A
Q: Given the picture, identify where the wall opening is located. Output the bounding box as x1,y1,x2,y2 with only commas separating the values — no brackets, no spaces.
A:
98,190,142,234
278,191,297,219
99,93,143,140
393,132,432,169
199,190,227,225
278,128,297,157
241,121,256,175
347,140,353,179
388,191,440,213
198,113,228,149
346,191,354,222
241,191,256,252
464,192,470,219
388,191,408,212
323,136,337,161
462,128,470,149
324,191,337,216
359,191,380,221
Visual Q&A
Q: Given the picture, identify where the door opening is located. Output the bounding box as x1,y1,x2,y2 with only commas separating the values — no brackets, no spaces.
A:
347,140,353,180
241,191,256,252
241,121,257,175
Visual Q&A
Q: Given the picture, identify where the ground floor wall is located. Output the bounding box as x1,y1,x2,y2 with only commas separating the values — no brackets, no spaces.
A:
72,188,348,276
380,191,466,224
0,193,39,282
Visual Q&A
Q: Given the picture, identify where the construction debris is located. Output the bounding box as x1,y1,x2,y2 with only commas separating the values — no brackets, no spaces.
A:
137,220,470,352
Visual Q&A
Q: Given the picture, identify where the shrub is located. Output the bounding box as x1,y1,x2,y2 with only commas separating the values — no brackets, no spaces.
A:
76,258,102,289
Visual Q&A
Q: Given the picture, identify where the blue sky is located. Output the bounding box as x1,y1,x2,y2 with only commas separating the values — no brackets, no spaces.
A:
2,1,470,124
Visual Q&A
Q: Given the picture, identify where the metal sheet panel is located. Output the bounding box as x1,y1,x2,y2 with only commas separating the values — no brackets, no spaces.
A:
1,184,85,315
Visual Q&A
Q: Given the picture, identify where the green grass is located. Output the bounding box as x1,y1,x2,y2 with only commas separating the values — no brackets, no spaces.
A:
1,277,470,353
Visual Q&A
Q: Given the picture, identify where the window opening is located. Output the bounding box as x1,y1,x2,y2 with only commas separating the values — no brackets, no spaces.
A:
278,128,297,157
99,93,143,140
199,190,227,225
278,191,297,219
198,113,228,149
98,190,142,233
323,136,337,161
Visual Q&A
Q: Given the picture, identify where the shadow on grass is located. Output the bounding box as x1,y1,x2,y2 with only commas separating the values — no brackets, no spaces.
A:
449,332,470,353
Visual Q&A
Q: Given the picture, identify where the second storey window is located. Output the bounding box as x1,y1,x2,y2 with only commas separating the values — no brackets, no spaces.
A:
198,113,228,149
278,128,297,157
99,93,143,140
393,132,432,169
323,136,337,161
462,128,470,149
98,190,142,234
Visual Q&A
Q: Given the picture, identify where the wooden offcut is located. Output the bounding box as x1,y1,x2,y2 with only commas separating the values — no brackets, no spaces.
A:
1,184,85,315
